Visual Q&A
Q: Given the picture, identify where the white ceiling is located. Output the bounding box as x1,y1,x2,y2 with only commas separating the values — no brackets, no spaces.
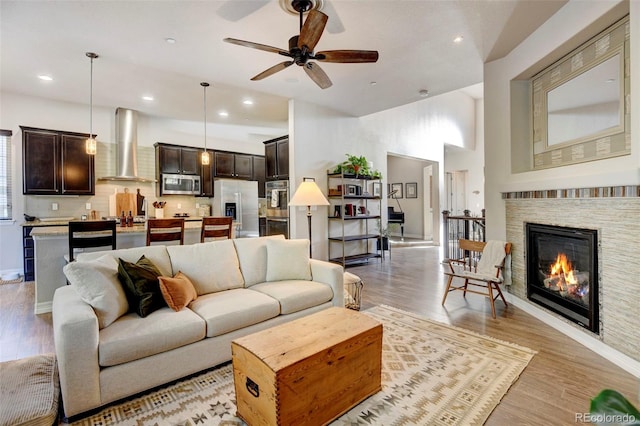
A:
1,0,567,137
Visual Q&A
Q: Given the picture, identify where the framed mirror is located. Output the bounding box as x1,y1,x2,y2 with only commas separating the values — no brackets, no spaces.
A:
531,16,629,169
546,51,623,147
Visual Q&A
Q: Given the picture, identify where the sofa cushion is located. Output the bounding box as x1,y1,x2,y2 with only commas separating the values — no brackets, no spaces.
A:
158,271,198,312
233,235,285,287
251,280,334,314
189,289,280,337
266,239,312,282
98,307,206,367
117,256,166,317
76,245,173,277
63,254,129,329
167,240,244,295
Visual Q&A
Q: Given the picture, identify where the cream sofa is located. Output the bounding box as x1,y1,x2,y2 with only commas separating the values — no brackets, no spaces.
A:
52,236,344,419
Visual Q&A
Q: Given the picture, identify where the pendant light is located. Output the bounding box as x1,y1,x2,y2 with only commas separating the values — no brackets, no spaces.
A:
85,52,99,155
200,82,210,166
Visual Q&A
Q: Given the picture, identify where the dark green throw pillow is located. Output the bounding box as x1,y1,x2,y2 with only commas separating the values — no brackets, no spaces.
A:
117,255,166,317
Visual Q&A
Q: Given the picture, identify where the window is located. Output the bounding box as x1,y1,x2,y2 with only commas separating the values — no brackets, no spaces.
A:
0,130,12,220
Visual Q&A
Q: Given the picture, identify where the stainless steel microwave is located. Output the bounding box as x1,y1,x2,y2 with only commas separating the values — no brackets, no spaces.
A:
161,174,201,195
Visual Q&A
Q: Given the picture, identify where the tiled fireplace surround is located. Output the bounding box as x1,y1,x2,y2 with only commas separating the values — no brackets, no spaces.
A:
503,187,640,368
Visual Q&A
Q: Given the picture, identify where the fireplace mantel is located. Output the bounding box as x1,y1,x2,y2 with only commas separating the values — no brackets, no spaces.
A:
503,193,640,367
502,185,640,200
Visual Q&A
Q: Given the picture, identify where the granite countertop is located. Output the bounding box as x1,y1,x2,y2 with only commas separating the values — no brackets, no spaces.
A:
23,216,205,227
28,219,204,237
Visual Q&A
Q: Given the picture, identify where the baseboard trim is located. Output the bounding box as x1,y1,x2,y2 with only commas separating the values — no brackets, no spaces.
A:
505,293,640,378
35,301,52,315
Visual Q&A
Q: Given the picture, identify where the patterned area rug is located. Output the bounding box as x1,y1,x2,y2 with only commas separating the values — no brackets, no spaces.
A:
69,305,536,426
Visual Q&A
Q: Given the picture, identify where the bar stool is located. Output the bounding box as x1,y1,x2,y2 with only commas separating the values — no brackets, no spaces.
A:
200,216,233,242
66,220,117,262
146,218,185,246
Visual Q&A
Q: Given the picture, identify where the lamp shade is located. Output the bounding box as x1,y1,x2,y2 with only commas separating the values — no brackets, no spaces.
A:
289,180,329,207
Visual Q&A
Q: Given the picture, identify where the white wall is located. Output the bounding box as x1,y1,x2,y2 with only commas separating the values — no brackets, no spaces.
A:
483,0,639,241
290,91,476,259
444,97,485,216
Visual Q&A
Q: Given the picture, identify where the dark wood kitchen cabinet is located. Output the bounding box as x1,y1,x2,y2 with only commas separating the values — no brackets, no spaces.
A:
155,143,200,176
252,155,265,198
264,135,288,181
21,126,95,195
214,151,253,179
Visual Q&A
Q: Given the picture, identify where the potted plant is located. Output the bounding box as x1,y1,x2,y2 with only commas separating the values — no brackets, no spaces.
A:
590,389,640,425
331,154,382,179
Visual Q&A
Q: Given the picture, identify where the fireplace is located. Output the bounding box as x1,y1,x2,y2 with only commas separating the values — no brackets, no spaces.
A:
526,223,599,334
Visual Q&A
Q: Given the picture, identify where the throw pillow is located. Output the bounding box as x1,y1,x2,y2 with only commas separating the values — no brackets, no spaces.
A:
265,238,312,282
117,255,166,317
166,240,244,295
63,254,128,329
158,271,198,312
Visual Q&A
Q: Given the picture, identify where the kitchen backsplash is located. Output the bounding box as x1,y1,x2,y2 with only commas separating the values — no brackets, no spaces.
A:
24,143,212,220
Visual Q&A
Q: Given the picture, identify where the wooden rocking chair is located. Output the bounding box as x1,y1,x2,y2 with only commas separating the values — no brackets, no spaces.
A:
442,239,511,318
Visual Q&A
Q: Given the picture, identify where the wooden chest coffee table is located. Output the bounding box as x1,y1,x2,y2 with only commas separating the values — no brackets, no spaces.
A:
232,307,382,425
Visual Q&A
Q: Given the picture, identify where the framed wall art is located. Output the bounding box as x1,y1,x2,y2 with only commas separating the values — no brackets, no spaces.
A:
406,182,418,198
372,182,382,197
390,183,403,198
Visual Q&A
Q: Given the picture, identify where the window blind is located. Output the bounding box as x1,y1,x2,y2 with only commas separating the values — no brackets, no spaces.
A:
0,129,13,220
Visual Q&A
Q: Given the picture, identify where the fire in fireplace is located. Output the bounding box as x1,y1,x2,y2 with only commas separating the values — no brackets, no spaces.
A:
526,223,599,333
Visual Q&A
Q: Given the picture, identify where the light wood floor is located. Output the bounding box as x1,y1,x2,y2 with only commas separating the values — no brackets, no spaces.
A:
1,245,638,425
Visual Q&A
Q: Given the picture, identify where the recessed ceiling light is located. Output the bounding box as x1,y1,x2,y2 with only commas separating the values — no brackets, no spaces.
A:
219,111,229,117
453,35,464,43
165,37,176,44
370,81,377,86
38,75,53,81
605,78,616,83
243,99,254,105
142,95,154,101
419,89,429,97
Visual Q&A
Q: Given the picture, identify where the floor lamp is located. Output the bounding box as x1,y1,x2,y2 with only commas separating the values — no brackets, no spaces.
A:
289,177,329,258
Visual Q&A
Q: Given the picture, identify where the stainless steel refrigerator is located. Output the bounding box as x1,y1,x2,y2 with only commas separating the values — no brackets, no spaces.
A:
213,179,259,238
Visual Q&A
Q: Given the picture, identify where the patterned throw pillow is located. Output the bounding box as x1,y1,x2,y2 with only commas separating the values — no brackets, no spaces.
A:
117,255,166,317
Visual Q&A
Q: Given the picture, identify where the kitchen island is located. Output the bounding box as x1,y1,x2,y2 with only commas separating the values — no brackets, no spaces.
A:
28,219,204,314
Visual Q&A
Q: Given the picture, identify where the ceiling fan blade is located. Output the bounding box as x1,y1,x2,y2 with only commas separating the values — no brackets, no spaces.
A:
224,38,289,56
304,62,332,89
298,10,328,52
251,61,294,81
315,50,379,63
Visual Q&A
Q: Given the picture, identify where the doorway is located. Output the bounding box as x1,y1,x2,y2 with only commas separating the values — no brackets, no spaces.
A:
386,154,438,246
445,170,467,215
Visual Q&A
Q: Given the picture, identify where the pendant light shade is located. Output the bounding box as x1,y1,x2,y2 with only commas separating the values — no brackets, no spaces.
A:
200,82,210,166
86,52,99,155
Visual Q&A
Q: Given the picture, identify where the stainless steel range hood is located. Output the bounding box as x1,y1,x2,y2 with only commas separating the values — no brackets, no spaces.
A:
98,108,155,183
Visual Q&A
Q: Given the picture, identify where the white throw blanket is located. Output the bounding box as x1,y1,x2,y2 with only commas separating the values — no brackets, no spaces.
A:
462,240,507,283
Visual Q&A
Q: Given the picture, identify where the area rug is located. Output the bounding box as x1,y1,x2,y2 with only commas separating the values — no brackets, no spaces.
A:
69,305,536,426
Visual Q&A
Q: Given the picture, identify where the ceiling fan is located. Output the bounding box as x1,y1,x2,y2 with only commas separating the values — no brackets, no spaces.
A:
223,0,378,89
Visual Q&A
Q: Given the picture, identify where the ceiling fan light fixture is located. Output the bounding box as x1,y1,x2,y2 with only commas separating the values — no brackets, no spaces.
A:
200,82,210,166
85,52,99,155
280,0,323,16
224,2,378,90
